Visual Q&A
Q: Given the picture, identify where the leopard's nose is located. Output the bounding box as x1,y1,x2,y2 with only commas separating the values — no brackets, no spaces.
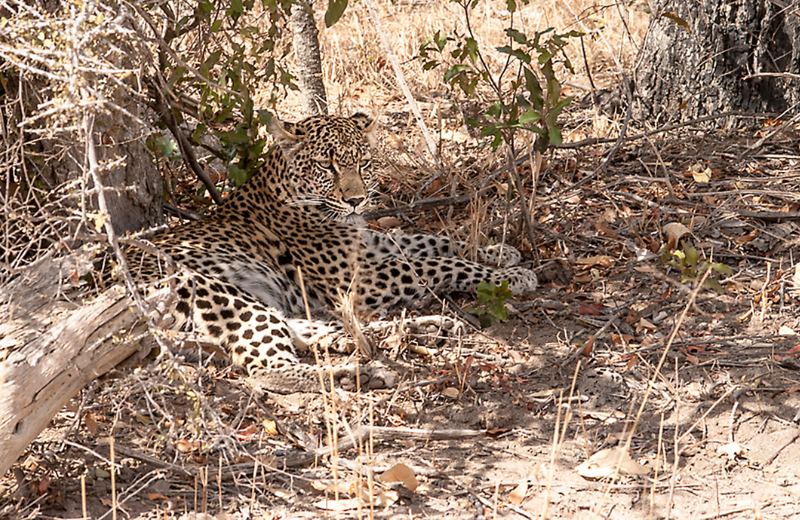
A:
345,196,365,208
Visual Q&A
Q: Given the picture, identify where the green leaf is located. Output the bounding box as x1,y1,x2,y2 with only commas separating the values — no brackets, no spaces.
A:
518,110,542,124
227,164,248,186
524,67,543,110
465,37,479,63
490,132,503,150
155,136,180,160
434,31,448,51
684,244,698,268
547,77,561,105
533,134,549,153
444,64,471,83
552,96,574,115
465,306,486,316
710,262,733,276
548,125,562,146
538,51,552,64
703,278,724,293
217,129,251,144
325,0,347,27
506,0,517,13
506,29,527,45
487,101,503,119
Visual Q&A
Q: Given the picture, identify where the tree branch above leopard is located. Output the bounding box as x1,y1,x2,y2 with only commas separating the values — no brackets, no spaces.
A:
125,113,537,393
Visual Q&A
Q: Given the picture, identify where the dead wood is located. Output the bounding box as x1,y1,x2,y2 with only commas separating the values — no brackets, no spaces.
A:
0,252,171,478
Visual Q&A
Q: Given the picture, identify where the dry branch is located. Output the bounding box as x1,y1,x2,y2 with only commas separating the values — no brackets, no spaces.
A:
0,253,172,478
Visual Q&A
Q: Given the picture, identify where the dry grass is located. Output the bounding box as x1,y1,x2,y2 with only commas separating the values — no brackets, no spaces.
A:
285,0,649,114
8,1,800,519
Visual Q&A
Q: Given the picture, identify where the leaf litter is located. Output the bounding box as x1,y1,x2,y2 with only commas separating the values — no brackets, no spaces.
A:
6,99,800,520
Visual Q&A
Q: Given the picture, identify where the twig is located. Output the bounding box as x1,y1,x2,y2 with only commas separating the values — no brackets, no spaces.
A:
275,424,486,468
363,190,489,220
150,85,224,205
126,1,239,97
559,308,625,369
555,72,633,197
557,111,774,150
111,445,193,477
363,0,439,167
505,142,538,257
736,110,800,161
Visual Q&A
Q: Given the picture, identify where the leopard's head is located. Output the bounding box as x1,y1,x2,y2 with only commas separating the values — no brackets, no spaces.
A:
271,113,377,221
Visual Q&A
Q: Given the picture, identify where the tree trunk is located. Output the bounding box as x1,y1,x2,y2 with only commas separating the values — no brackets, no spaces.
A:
291,0,328,116
634,0,800,125
0,252,172,479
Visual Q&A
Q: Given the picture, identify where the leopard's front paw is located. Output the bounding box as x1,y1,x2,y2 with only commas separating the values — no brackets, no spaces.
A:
334,363,396,391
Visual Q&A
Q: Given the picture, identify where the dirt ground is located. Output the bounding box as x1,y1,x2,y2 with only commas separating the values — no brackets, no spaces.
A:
4,114,800,520
3,2,800,515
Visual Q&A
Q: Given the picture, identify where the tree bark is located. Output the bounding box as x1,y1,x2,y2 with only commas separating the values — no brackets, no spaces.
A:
291,0,328,116
0,253,171,479
634,0,800,125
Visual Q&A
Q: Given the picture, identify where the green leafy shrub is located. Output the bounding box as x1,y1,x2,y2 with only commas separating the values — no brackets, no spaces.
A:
662,241,732,293
466,280,514,328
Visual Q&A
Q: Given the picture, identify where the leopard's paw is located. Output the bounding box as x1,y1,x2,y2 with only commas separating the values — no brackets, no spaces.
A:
334,362,396,391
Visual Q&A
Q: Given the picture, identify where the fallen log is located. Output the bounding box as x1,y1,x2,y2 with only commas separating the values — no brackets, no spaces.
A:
0,252,169,478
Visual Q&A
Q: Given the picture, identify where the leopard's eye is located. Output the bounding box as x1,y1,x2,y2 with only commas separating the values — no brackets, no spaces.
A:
359,153,372,168
315,157,333,170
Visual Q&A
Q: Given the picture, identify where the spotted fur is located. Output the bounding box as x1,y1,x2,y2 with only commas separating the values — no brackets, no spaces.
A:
126,114,537,393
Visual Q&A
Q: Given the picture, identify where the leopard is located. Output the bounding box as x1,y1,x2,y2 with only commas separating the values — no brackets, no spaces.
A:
124,113,537,393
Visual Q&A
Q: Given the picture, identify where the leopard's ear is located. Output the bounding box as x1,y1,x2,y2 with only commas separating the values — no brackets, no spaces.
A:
270,116,305,156
350,113,378,147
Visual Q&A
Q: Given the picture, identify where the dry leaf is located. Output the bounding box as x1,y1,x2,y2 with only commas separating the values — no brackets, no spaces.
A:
441,387,459,399
528,388,565,399
262,419,279,435
691,166,711,183
611,334,635,345
84,413,98,435
779,325,796,336
663,222,691,249
376,216,403,229
374,490,400,507
313,498,360,511
175,439,193,453
635,318,657,333
576,255,615,268
575,447,649,479
580,410,626,423
380,463,418,491
792,264,800,290
236,423,257,441
581,335,595,356
717,442,746,460
578,303,602,316
148,493,169,500
93,212,107,233
311,479,351,495
70,267,81,286
736,229,759,245
134,413,153,425
508,481,527,504
784,344,800,358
